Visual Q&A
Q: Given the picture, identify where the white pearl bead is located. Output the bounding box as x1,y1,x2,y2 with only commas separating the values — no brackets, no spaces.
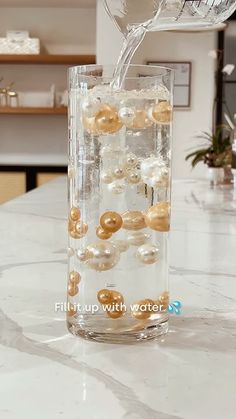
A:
101,170,114,184
136,244,159,265
87,242,120,271
108,180,126,195
127,232,151,246
125,153,138,168
76,248,90,262
127,169,141,185
113,167,125,179
118,107,135,125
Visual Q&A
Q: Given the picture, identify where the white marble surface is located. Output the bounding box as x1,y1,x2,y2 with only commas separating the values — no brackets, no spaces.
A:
0,178,236,419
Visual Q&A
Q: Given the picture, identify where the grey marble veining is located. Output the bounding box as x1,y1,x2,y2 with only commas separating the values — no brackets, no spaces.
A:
0,178,236,419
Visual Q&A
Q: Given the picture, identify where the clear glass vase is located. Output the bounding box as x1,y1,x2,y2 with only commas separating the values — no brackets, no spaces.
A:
67,65,174,343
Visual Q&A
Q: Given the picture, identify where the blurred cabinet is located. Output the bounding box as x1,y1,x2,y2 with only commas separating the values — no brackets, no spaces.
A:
37,172,64,187
0,172,25,204
0,166,66,204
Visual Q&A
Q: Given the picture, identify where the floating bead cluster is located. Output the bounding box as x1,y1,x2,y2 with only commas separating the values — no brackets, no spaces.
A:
82,98,173,135
97,289,125,319
68,206,88,239
67,271,81,316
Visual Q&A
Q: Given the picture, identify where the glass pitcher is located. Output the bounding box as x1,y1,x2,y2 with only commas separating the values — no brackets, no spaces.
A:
104,0,236,34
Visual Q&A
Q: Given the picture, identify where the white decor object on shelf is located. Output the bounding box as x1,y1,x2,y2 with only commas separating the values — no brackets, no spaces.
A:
0,30,40,54
16,85,56,108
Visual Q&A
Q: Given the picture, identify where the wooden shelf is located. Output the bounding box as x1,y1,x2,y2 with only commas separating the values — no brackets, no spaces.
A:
0,107,67,115
0,54,96,65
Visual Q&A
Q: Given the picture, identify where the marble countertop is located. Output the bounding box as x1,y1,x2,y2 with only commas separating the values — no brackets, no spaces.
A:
0,178,236,419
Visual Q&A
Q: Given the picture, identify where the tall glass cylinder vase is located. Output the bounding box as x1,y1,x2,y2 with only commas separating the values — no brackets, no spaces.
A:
67,65,174,343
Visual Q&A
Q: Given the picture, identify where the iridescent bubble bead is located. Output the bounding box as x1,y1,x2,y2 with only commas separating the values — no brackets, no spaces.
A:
136,244,159,265
152,101,173,125
100,211,123,233
118,107,135,126
127,231,151,246
122,210,146,231
95,104,123,135
145,202,170,232
86,242,120,271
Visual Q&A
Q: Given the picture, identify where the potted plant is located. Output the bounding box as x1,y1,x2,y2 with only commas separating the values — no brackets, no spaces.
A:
185,125,232,186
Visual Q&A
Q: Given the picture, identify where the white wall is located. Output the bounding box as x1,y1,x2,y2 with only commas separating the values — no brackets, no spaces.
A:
96,0,216,179
0,7,96,166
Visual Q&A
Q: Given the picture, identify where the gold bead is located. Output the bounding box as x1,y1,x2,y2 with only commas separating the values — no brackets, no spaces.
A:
127,231,150,246
68,282,79,297
97,289,113,304
68,218,76,233
113,167,125,179
136,244,159,265
82,115,99,135
100,211,123,233
86,242,120,271
122,210,146,231
96,226,113,240
159,291,169,302
127,170,141,185
67,303,77,317
69,271,81,284
131,299,155,320
75,222,88,238
111,290,124,305
111,239,129,252
145,202,170,232
106,308,125,319
152,101,172,124
158,291,169,309
95,104,123,135
126,110,152,130
70,207,81,222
